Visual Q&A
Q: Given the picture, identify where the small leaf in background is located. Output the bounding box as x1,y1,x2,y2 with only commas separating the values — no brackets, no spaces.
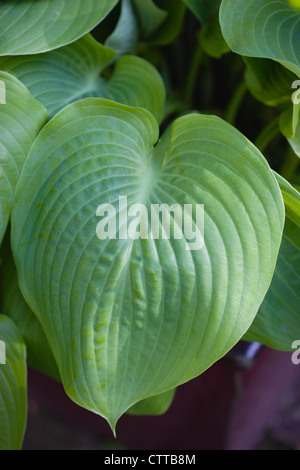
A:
0,236,60,382
128,389,176,416
132,0,168,39
184,0,229,59
0,315,27,450
0,0,119,56
11,99,284,431
0,71,48,246
105,0,139,56
0,34,166,122
220,0,300,77
198,11,230,59
244,175,300,351
133,0,186,45
288,0,300,10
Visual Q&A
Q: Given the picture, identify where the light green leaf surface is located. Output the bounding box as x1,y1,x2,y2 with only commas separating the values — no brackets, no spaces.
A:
128,388,176,416
244,176,300,351
1,237,60,382
0,34,165,122
11,99,284,430
0,315,27,450
0,71,48,246
0,0,118,56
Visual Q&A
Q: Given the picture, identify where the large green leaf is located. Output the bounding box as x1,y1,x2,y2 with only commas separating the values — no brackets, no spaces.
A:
0,34,165,122
0,71,48,246
0,0,118,56
220,0,300,77
244,175,300,351
1,236,60,382
11,99,284,431
0,315,27,450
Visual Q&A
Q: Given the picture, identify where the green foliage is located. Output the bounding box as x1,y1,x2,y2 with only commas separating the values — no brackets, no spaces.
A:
0,0,299,448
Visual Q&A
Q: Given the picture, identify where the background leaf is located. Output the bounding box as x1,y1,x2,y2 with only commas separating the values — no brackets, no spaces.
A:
127,388,176,416
0,71,48,246
0,34,166,122
0,315,27,450
244,175,300,351
0,0,119,56
105,0,139,56
183,0,220,23
132,0,186,45
0,235,60,382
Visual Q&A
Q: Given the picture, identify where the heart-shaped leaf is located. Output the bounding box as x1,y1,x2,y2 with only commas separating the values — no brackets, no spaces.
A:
0,315,27,450
11,98,285,431
244,174,300,351
0,34,165,122
0,0,118,56
0,71,48,246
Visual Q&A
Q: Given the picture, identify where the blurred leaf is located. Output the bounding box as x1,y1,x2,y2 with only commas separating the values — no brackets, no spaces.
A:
105,0,139,56
11,100,284,430
1,236,60,382
244,176,300,351
0,71,48,246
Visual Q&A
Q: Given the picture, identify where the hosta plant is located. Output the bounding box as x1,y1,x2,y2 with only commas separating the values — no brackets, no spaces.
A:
0,0,299,449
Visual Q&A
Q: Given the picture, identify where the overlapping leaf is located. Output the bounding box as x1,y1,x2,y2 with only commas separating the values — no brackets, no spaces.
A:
183,0,220,23
184,0,229,59
132,0,185,44
0,71,48,246
244,57,297,108
0,34,165,122
0,0,118,56
0,315,27,450
105,0,138,56
244,175,300,351
128,388,176,416
1,237,60,382
11,98,284,430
